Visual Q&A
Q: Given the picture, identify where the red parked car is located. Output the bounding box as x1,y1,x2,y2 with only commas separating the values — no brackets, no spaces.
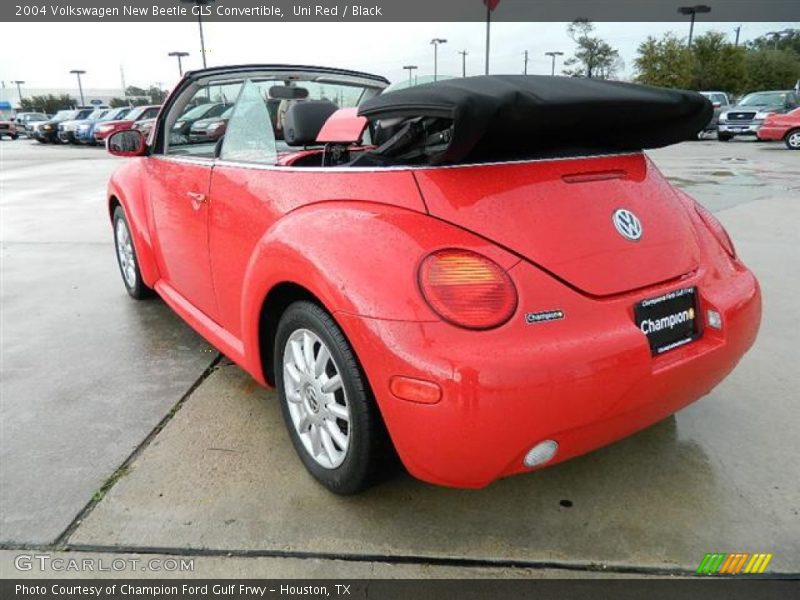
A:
105,65,761,494
94,104,160,143
757,107,800,149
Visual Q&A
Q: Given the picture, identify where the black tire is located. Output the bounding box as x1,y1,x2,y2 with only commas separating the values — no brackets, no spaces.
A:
36,137,48,144
717,132,733,142
112,206,152,300
784,129,800,150
11,134,18,140
274,300,394,494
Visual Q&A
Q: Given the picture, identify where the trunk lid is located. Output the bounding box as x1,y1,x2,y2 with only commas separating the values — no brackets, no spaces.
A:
413,153,699,297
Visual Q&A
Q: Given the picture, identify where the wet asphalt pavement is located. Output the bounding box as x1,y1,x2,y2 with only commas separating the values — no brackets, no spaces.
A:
0,138,798,578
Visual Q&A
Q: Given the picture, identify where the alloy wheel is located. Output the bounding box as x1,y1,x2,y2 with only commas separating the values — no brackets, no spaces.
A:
282,328,350,469
115,218,137,289
788,131,800,149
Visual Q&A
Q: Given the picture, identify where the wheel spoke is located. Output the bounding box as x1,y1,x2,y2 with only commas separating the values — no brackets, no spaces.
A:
325,419,348,449
290,339,306,373
321,373,342,394
302,332,315,374
319,426,338,463
327,402,349,422
310,424,322,456
285,362,302,384
314,344,330,378
298,412,311,431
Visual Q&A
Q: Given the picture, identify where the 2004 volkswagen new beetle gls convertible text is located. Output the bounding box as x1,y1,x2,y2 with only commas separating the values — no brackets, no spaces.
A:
105,65,761,494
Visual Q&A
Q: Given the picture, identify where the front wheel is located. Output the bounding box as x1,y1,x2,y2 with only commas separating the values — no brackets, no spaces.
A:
785,129,800,150
112,206,152,299
275,301,392,494
717,132,733,142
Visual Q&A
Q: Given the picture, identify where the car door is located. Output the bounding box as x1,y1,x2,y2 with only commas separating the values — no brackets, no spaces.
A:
147,156,217,318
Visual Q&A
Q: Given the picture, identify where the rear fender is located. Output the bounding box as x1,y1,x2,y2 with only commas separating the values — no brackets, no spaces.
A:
239,202,519,383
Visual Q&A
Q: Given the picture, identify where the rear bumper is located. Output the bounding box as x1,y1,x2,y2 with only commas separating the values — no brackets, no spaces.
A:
337,260,761,488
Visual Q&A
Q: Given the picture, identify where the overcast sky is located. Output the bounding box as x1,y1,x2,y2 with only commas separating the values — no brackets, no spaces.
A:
0,21,796,93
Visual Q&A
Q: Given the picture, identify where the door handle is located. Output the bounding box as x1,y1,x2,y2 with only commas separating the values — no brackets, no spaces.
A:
187,191,207,210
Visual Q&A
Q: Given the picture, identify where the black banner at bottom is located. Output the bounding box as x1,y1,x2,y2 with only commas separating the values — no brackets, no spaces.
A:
3,579,799,600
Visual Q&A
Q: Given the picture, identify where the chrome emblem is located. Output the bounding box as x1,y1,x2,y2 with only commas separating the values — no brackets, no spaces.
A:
613,208,643,241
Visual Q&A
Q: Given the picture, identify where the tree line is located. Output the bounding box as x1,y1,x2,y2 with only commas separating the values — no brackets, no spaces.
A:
18,85,168,114
563,20,799,94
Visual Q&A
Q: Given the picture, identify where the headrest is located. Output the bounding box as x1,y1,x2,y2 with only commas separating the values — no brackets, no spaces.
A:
284,101,338,146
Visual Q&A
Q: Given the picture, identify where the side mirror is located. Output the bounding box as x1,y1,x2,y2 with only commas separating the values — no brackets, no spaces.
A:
107,130,147,157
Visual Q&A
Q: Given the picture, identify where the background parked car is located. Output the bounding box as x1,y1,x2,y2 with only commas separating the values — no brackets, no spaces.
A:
76,107,132,145
718,90,800,141
171,102,230,143
0,119,19,140
93,105,160,144
35,109,93,144
132,117,156,140
59,107,109,144
14,112,49,138
188,104,234,143
698,91,731,136
757,107,800,150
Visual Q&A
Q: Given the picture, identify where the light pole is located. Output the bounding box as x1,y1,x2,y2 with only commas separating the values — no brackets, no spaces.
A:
12,80,25,102
522,51,529,75
678,5,711,47
402,65,418,86
459,50,468,77
70,70,86,106
544,51,564,76
168,51,190,76
181,0,215,69
431,38,447,82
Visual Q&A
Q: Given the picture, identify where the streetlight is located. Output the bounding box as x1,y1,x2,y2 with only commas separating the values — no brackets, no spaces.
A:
70,70,86,107
402,65,418,86
544,51,564,76
430,38,447,82
12,80,25,102
180,0,216,69
168,51,190,76
678,5,711,47
459,50,469,77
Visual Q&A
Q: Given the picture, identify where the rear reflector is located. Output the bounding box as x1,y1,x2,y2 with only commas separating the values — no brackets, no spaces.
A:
390,376,442,404
523,440,559,468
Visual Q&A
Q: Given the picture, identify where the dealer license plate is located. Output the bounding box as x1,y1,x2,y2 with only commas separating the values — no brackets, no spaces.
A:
634,287,700,356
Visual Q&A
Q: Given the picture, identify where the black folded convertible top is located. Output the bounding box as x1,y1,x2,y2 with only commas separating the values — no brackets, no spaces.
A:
357,75,712,165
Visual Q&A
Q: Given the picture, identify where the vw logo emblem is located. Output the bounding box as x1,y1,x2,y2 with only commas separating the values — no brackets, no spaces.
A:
612,208,643,241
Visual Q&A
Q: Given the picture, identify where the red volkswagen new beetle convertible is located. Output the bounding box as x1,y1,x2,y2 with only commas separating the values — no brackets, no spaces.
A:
106,65,761,493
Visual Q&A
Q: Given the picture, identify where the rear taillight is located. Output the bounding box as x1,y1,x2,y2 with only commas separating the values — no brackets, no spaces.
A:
694,203,736,258
418,249,517,330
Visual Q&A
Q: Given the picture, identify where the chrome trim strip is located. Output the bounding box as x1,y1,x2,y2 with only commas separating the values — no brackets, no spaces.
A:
211,151,643,174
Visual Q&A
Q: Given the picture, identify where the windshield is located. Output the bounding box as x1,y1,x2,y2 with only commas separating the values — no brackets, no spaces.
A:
101,108,131,121
126,106,154,121
86,109,107,121
739,92,788,107
52,110,77,122
27,114,48,121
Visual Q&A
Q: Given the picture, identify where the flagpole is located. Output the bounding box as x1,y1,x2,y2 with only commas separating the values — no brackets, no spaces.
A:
485,6,491,75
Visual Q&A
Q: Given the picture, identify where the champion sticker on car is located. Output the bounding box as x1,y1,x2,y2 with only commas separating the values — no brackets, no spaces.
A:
525,310,565,324
634,287,700,355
